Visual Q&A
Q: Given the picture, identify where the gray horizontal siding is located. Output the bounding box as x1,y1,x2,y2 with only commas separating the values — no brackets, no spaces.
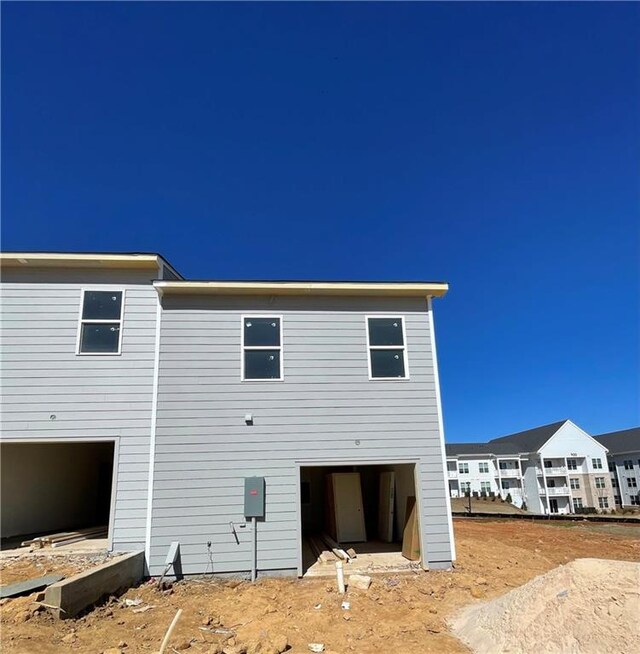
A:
0,276,157,551
150,294,453,576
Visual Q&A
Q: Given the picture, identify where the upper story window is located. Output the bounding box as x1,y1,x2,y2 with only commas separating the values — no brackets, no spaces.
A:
609,461,616,472
366,317,408,379
595,477,606,489
242,316,283,381
77,290,124,354
567,459,577,470
623,460,634,470
479,462,489,474
458,462,469,474
592,458,603,470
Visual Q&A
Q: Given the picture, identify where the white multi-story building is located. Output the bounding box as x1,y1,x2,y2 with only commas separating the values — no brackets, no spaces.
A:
447,420,615,515
595,428,640,508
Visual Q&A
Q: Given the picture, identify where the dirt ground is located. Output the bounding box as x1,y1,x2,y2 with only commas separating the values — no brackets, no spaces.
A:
449,498,526,514
1,519,639,654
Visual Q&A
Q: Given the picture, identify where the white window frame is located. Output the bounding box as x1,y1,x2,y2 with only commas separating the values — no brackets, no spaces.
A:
567,459,577,470
592,457,603,470
365,315,410,381
572,497,583,510
595,476,606,489
76,288,125,356
570,478,580,490
479,462,489,474
458,462,469,474
240,314,284,382
598,496,609,509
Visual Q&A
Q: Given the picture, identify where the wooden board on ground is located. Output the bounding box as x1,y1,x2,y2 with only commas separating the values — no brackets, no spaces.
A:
402,496,420,561
0,574,64,599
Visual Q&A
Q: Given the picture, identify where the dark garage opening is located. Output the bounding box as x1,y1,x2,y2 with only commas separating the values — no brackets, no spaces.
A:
300,463,418,575
0,441,114,549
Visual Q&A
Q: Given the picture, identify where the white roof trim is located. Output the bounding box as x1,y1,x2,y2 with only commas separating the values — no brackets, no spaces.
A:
1,253,162,269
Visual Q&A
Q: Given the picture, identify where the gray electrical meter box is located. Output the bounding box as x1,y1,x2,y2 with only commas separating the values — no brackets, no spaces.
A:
244,476,265,518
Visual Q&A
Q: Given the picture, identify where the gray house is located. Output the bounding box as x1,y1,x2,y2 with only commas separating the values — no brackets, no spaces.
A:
0,252,455,577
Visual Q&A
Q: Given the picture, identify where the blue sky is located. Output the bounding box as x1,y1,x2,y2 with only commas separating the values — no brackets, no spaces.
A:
2,3,638,441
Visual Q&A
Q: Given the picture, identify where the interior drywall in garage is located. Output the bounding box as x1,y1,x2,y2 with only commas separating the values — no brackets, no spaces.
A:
0,441,114,539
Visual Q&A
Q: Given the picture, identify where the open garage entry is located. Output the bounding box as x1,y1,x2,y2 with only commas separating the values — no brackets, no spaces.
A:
0,441,115,549
300,463,420,576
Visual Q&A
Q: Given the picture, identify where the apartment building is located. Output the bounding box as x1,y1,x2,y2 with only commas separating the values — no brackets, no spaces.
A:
446,420,614,514
0,251,456,577
446,442,525,508
594,428,640,508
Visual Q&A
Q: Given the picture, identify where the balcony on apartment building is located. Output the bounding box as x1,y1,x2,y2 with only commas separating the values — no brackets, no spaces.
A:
539,486,570,496
497,468,521,478
448,470,458,479
536,466,567,476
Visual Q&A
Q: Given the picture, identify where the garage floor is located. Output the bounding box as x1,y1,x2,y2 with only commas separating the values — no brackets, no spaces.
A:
302,538,418,577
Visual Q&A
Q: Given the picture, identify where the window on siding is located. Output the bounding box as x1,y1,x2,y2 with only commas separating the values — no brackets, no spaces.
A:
572,497,583,510
611,477,618,488
480,481,491,493
630,495,639,506
460,481,471,494
598,496,609,509
458,462,469,474
592,458,603,470
623,460,634,470
78,290,123,354
570,478,580,490
501,480,510,489
367,317,407,379
567,459,577,470
242,317,282,380
595,477,606,489
479,462,489,474
627,477,638,488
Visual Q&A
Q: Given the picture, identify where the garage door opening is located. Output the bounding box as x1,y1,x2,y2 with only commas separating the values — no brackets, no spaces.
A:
0,441,115,550
300,463,420,576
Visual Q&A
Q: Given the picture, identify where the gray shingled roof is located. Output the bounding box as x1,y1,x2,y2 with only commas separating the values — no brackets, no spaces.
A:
445,441,521,457
593,427,640,455
446,420,569,457
487,420,568,452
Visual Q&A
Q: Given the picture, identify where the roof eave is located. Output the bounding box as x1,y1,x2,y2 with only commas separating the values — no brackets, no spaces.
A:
153,280,449,298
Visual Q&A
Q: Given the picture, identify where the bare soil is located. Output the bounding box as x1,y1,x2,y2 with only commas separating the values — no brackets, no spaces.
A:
449,498,527,514
1,519,638,654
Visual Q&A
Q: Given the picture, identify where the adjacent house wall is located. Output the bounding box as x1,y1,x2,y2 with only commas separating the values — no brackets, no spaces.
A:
609,454,640,507
150,294,454,575
0,267,159,550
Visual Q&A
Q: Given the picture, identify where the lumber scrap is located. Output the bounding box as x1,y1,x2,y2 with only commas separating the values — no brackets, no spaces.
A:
0,575,64,600
320,532,350,561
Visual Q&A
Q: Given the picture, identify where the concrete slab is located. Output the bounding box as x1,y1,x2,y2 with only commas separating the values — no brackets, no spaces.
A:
44,551,144,618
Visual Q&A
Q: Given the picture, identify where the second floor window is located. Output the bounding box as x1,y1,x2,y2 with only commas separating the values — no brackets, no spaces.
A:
479,462,489,474
595,477,606,489
78,290,123,354
242,316,282,380
623,460,634,470
627,477,638,488
367,317,408,379
592,458,603,470
459,462,469,474
567,459,577,470
570,478,580,490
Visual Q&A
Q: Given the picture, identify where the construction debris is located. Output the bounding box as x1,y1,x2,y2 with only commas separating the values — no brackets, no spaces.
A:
21,526,108,550
348,574,371,590
0,574,64,599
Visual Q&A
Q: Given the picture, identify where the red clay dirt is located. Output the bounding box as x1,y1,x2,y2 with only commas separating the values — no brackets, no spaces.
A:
1,519,638,654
